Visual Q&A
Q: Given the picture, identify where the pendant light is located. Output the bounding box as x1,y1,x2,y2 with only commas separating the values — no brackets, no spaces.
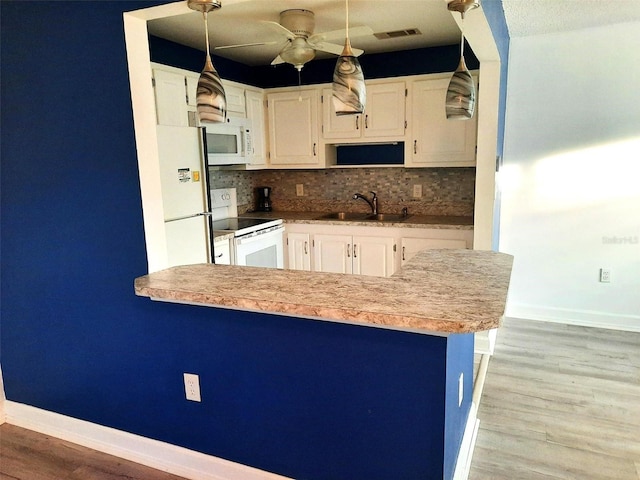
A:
332,0,366,115
445,0,479,120
188,0,226,123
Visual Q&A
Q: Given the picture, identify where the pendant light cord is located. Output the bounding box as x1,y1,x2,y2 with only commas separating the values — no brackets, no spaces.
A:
460,12,465,58
203,11,211,59
345,0,350,41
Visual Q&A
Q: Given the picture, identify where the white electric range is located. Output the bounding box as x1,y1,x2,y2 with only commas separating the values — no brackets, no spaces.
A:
210,188,284,268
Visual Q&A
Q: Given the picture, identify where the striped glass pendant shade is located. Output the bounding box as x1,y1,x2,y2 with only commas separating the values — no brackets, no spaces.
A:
197,52,226,123
332,0,366,115
445,0,479,120
188,0,226,124
332,38,366,115
446,55,475,120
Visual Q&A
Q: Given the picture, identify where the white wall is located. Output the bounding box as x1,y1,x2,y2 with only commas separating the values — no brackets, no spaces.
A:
500,22,640,331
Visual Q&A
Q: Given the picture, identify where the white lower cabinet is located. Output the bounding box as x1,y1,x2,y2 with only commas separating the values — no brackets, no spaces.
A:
286,232,311,271
314,234,396,277
285,223,472,276
285,225,397,277
213,238,231,265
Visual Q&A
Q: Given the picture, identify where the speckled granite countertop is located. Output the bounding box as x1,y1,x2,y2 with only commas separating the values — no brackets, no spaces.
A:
134,249,512,335
239,211,473,230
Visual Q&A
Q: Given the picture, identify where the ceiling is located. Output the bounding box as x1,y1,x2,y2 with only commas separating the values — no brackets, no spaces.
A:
502,0,640,37
147,0,640,67
147,0,463,66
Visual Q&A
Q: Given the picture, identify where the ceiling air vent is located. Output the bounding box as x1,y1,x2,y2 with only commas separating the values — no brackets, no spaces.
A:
374,28,422,40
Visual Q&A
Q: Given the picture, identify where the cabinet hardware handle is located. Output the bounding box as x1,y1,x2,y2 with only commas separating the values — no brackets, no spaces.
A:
304,241,308,255
353,244,357,258
365,114,369,129
402,246,405,261
313,143,317,156
356,116,360,130
347,244,351,258
215,253,223,258
414,140,417,154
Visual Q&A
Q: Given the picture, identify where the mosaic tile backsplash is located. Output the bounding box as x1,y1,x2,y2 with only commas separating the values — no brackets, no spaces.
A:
210,167,475,216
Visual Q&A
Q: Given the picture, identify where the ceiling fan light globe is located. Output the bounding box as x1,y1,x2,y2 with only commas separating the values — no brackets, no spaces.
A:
279,38,316,68
332,52,366,115
197,55,227,123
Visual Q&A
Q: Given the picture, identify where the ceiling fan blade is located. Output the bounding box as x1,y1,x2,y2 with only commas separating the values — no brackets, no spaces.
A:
311,42,345,56
310,25,374,43
311,41,365,57
214,41,279,50
261,20,296,40
271,55,286,66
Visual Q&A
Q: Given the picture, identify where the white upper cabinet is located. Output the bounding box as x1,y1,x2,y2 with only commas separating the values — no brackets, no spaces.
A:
222,82,246,116
405,76,478,167
322,81,406,142
153,67,192,127
267,88,323,168
245,89,267,168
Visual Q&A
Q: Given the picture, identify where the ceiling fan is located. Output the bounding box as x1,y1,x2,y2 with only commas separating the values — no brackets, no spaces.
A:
215,9,373,71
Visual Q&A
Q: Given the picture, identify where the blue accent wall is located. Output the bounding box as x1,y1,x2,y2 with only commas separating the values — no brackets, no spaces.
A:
151,37,480,88
1,2,480,479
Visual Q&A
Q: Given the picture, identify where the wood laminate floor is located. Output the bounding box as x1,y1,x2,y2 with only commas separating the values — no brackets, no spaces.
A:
1,318,638,479
469,318,640,480
0,423,189,480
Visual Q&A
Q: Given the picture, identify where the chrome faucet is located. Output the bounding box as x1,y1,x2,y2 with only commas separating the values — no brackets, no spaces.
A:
353,191,378,215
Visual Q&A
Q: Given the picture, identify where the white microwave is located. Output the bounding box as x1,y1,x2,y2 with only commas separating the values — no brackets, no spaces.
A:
203,117,253,165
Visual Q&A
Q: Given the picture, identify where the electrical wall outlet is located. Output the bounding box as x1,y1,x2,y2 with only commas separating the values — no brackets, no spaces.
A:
458,373,464,407
599,268,611,283
412,184,422,198
296,184,304,196
183,373,201,402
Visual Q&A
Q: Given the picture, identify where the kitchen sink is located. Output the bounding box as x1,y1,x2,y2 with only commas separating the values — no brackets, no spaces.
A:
366,213,412,222
316,212,372,221
317,212,412,222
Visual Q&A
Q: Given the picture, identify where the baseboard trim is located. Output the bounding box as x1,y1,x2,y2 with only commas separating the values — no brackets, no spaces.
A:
505,304,640,332
452,407,479,480
4,401,291,480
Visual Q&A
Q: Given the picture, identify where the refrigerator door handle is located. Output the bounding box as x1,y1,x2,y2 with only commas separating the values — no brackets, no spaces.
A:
165,212,213,223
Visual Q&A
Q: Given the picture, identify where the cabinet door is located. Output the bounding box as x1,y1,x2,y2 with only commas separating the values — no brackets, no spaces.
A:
286,232,311,271
224,84,246,115
268,89,320,166
363,82,406,138
313,234,352,274
245,90,267,167
213,239,231,265
353,236,395,277
185,73,198,108
322,88,362,139
153,69,188,126
400,237,467,265
409,78,477,167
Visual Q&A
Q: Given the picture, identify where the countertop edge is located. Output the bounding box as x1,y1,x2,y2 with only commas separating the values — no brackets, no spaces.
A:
134,250,513,335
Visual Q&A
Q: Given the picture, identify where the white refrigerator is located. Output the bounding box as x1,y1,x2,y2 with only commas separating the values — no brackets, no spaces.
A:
157,125,212,267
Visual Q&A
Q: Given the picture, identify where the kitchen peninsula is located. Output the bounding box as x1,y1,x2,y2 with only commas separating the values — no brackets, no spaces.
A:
135,249,512,480
135,249,511,334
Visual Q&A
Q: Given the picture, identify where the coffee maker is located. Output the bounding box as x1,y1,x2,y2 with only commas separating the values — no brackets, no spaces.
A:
257,186,272,212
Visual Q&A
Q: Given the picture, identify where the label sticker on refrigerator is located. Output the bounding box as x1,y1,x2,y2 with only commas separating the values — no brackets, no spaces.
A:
178,168,191,183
